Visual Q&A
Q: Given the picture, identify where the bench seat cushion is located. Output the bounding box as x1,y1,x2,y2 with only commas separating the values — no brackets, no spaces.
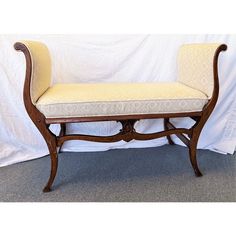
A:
36,82,208,118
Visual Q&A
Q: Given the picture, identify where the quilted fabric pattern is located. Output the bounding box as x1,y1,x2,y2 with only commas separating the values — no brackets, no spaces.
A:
36,83,208,118
178,43,221,97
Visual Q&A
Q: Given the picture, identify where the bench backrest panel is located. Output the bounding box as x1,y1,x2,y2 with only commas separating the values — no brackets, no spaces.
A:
178,43,221,98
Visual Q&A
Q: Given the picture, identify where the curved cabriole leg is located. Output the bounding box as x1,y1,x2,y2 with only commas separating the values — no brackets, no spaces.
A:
164,118,175,145
43,140,58,192
33,120,59,193
189,138,203,177
188,116,207,177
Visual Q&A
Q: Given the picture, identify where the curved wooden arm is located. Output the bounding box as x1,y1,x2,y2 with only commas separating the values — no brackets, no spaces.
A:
209,44,227,109
201,44,227,117
14,42,35,117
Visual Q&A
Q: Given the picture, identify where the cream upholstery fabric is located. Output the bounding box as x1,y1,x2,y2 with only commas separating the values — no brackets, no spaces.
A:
36,82,208,118
22,42,216,118
178,43,221,98
21,41,51,104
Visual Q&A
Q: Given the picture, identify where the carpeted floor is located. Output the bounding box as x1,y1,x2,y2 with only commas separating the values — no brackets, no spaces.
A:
0,145,235,202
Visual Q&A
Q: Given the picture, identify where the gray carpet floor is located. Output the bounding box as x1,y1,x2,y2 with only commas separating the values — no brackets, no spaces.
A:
0,145,235,202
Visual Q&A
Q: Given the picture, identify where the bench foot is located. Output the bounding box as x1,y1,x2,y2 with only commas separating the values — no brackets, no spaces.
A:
194,169,203,177
43,186,52,193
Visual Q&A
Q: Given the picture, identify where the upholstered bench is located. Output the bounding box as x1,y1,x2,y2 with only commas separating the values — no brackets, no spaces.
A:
14,41,227,192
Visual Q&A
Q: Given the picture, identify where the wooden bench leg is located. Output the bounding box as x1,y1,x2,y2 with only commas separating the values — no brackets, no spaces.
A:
189,137,203,177
164,118,175,145
188,116,206,177
43,140,58,192
32,119,59,193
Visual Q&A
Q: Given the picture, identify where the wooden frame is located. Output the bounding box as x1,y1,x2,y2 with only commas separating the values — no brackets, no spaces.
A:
14,42,227,192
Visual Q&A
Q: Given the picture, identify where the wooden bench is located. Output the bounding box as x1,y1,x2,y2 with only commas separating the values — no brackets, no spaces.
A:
14,41,227,192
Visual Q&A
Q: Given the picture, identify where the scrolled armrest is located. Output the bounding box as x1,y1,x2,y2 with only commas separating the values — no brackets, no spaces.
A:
177,43,227,98
14,41,52,104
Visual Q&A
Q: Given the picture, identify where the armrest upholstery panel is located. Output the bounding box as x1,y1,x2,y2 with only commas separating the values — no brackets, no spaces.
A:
21,41,52,104
178,43,221,98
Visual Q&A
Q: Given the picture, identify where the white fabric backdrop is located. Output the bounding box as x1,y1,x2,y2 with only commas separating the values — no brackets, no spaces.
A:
0,34,236,167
